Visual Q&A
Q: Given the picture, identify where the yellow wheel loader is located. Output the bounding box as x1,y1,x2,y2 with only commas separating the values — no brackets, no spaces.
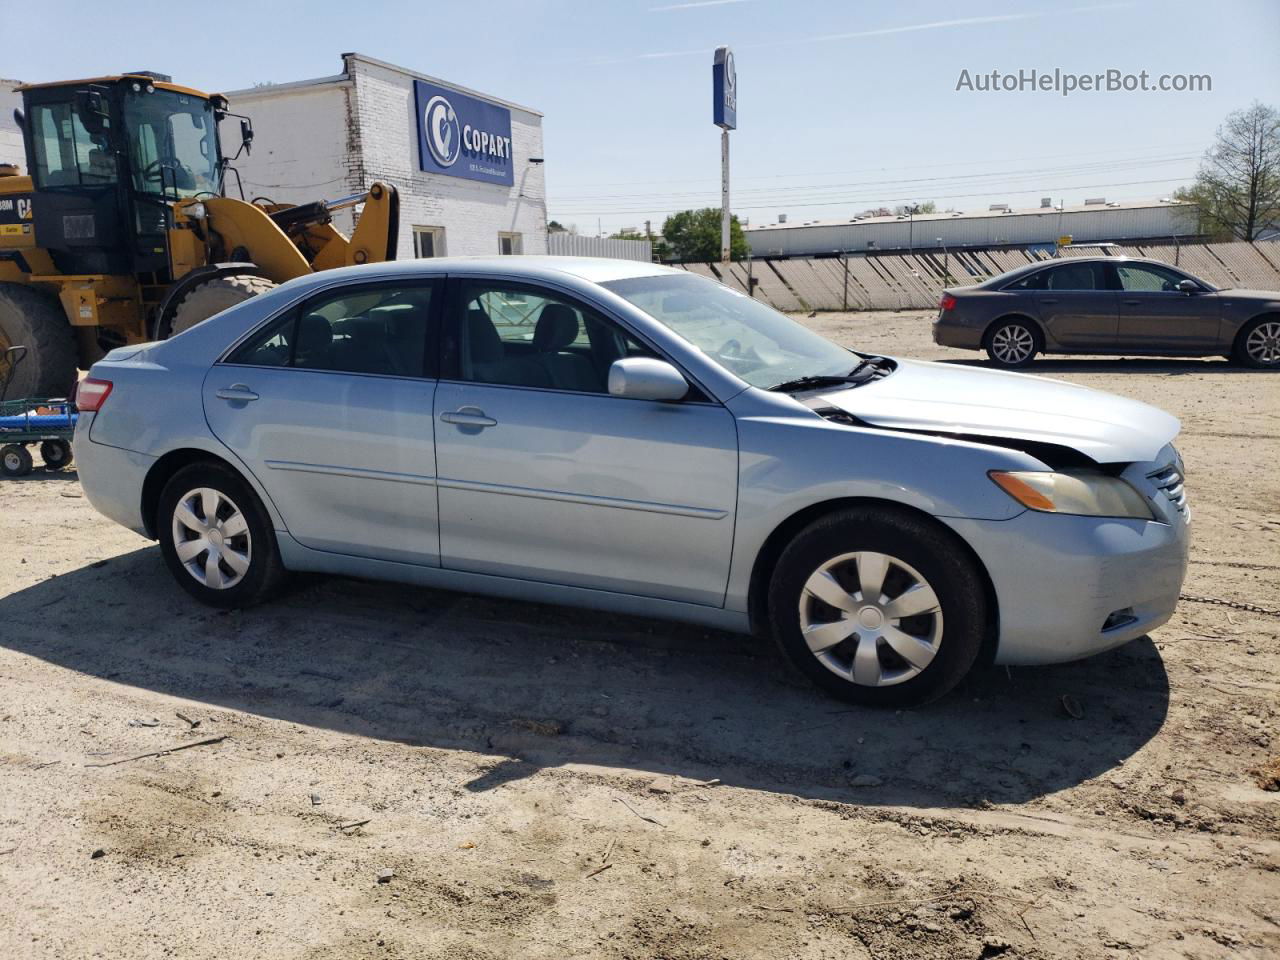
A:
0,71,399,398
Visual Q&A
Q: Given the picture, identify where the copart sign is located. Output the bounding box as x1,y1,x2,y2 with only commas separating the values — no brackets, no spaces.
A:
414,79,515,187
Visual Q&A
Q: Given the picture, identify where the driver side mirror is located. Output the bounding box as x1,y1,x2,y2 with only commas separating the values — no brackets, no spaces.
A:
1175,279,1199,294
239,118,254,156
75,89,109,136
608,357,688,402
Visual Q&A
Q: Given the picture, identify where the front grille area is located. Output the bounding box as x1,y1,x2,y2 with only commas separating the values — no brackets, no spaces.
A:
1148,461,1188,515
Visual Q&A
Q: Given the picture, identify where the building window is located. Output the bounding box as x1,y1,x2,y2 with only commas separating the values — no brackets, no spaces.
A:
413,226,445,258
498,232,523,256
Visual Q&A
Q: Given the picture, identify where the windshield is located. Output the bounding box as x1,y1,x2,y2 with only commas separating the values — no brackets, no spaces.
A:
123,89,220,198
602,272,858,389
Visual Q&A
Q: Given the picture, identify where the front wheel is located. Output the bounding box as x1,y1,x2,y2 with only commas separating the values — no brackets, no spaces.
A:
768,507,989,707
1233,317,1280,369
984,319,1041,368
157,461,285,608
1,443,33,478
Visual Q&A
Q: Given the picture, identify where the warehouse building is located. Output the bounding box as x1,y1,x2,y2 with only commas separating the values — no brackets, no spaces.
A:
220,53,547,259
746,198,1199,259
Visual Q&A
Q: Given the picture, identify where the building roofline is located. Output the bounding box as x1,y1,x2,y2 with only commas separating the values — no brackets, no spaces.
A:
746,200,1192,233
222,73,351,99
342,52,544,117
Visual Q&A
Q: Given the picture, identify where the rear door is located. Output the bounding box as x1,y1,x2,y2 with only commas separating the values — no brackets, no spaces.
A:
1033,261,1118,348
203,279,443,565
1113,262,1221,350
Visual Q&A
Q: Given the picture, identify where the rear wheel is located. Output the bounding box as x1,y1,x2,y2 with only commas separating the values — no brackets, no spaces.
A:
0,283,77,399
1,444,33,478
1233,316,1280,369
40,439,73,470
984,318,1041,368
768,507,988,707
157,461,285,608
165,274,278,338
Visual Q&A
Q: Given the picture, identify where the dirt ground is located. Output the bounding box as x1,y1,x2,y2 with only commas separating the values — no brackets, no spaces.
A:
1,311,1278,960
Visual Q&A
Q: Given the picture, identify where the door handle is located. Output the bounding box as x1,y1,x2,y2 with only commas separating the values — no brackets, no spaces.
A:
1039,298,1059,305
441,406,497,428
215,384,259,402
1122,299,1142,306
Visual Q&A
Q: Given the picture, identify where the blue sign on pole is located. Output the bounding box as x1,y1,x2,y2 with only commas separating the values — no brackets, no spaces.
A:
713,46,736,130
414,79,515,186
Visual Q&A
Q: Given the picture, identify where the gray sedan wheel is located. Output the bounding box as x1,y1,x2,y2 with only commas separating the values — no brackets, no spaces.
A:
157,461,285,608
768,506,988,706
984,319,1040,368
1235,317,1280,369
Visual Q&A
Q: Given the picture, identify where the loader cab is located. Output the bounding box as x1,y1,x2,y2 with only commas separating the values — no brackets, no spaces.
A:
19,74,225,278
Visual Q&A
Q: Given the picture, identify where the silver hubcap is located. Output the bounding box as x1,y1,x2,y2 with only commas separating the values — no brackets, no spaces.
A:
4,452,19,471
991,324,1034,364
1246,321,1280,364
798,551,944,687
171,487,252,590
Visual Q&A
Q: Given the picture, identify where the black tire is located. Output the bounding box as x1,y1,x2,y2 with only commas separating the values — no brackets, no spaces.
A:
1,443,33,478
983,317,1042,368
0,283,78,399
1231,315,1280,369
767,506,989,707
40,438,73,470
165,274,278,338
156,460,286,608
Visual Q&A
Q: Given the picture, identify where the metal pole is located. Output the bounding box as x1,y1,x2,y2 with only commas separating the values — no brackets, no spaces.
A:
842,252,849,312
720,129,731,263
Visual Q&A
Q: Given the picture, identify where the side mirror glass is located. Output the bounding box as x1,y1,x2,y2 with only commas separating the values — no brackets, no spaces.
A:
608,357,688,402
1175,279,1199,294
240,118,254,155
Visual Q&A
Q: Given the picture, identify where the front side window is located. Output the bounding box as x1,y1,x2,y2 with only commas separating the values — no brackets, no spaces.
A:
601,272,857,389
227,284,436,378
1116,263,1193,292
123,89,219,197
452,281,653,393
30,102,117,188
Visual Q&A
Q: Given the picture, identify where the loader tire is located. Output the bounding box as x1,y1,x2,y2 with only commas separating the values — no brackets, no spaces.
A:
167,275,279,338
0,283,78,400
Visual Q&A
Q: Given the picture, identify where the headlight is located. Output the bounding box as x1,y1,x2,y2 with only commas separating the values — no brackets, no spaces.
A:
990,470,1154,520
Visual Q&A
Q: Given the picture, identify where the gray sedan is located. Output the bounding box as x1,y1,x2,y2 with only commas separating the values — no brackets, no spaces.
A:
933,255,1280,368
74,258,1189,706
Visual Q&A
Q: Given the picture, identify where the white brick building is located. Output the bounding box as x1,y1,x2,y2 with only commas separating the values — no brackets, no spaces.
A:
220,53,547,259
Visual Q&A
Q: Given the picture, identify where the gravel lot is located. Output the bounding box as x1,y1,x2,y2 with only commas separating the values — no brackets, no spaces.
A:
1,310,1277,959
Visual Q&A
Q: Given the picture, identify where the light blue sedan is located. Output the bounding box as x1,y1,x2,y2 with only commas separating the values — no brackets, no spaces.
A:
73,258,1190,705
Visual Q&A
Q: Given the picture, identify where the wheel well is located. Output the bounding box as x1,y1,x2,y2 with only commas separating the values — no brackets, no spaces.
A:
746,497,1001,666
982,313,1044,348
140,448,243,539
1232,311,1280,350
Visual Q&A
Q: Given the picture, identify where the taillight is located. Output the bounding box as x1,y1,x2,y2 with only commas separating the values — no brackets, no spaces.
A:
939,294,957,311
75,378,113,412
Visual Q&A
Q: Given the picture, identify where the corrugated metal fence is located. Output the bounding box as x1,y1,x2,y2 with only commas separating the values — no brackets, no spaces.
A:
678,242,1280,311
548,233,653,262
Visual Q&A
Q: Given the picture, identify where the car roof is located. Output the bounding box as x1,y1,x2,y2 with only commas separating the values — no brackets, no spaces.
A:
284,256,678,291
974,255,1187,288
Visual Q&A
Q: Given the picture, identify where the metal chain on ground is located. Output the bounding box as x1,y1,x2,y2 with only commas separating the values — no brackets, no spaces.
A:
1179,594,1280,618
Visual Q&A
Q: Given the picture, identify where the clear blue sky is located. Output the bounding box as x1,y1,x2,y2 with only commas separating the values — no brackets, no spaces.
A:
10,0,1280,234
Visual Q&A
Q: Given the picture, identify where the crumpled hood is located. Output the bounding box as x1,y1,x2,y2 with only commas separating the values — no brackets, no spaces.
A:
815,358,1180,464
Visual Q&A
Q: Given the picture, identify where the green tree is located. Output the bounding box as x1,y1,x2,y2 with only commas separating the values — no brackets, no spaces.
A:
660,208,749,262
547,220,568,234
1178,102,1280,241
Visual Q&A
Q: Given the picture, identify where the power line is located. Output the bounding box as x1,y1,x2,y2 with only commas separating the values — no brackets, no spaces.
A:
549,176,1196,219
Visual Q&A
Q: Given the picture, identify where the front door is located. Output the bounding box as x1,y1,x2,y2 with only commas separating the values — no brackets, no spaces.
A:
433,278,739,607
1033,261,1118,348
1113,262,1221,350
203,280,443,565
